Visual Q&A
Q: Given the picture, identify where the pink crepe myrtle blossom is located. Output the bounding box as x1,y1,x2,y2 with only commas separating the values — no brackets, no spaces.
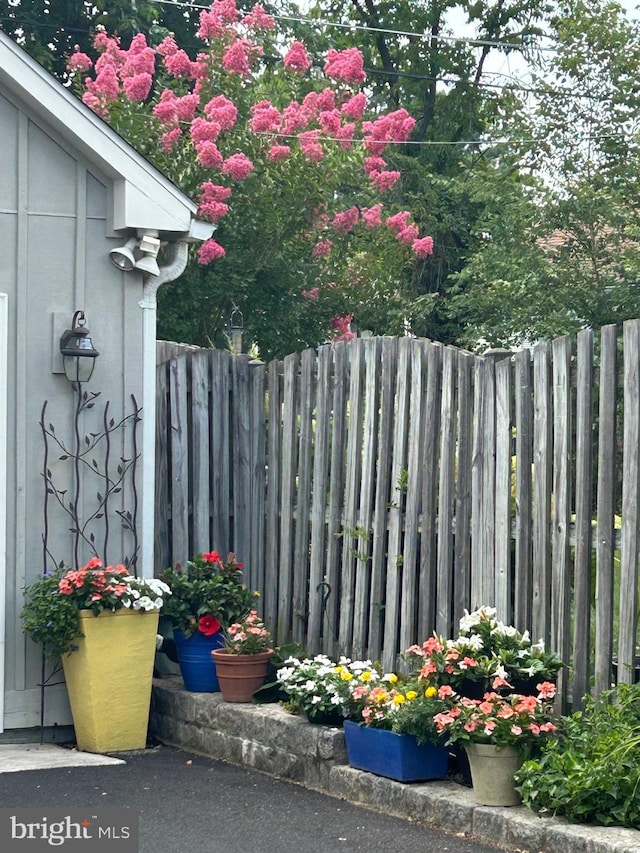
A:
123,72,152,103
331,314,356,342
302,287,320,300
386,211,412,233
156,35,179,57
205,95,238,130
222,152,254,180
68,49,92,74
324,47,366,85
412,236,435,258
319,109,342,135
190,117,221,144
370,170,401,192
175,94,200,122
298,130,324,162
198,238,226,263
341,92,366,120
223,38,261,76
312,240,333,258
281,101,309,134
283,41,312,73
335,123,356,150
242,4,275,30
397,224,419,244
332,207,359,233
364,156,386,176
153,89,180,124
120,34,155,77
196,141,224,169
160,127,183,153
361,204,383,228
250,100,282,133
267,144,291,162
164,49,196,78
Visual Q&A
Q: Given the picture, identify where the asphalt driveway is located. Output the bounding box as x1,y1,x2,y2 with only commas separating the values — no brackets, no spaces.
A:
0,744,507,853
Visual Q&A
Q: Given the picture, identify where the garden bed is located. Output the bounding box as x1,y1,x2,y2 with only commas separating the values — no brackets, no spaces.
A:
150,677,640,853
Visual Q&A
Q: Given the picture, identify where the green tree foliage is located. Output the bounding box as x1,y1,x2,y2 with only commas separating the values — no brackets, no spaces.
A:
453,0,640,348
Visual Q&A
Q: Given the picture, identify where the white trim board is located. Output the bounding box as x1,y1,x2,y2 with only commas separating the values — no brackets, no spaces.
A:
0,293,8,732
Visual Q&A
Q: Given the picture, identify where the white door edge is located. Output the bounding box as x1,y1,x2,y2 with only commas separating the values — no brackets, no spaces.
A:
0,293,8,732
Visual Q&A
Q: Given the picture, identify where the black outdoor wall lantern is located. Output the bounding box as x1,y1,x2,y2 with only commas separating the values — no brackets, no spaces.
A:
59,310,99,384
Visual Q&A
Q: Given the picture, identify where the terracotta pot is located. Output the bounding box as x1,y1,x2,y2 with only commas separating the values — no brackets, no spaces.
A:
464,743,523,806
211,649,274,702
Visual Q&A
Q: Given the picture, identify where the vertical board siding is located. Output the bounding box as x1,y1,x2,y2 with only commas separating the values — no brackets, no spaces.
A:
156,329,640,712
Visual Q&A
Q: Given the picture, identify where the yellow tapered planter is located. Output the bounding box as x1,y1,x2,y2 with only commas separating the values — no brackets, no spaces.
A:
61,608,159,753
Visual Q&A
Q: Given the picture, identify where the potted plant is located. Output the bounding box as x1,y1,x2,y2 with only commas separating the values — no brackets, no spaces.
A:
276,654,366,725
21,558,170,753
404,606,564,698
211,610,274,702
159,550,258,692
433,681,558,805
340,670,452,782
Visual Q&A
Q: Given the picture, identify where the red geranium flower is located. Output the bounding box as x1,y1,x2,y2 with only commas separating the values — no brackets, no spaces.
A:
202,551,221,564
198,614,221,636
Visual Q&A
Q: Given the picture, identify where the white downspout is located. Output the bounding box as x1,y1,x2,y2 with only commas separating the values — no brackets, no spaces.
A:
139,241,189,578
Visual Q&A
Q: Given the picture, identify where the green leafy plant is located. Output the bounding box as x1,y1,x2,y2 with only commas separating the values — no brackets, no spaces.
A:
515,684,640,828
21,558,170,659
159,551,257,639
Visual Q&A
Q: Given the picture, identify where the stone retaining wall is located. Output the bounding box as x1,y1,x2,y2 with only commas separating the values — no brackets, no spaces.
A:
150,677,640,853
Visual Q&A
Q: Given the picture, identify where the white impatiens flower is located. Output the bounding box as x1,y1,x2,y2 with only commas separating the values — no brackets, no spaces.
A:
492,622,518,638
531,638,546,653
465,634,484,651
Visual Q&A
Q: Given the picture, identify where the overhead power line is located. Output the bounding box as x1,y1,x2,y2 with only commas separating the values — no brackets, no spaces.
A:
149,0,559,52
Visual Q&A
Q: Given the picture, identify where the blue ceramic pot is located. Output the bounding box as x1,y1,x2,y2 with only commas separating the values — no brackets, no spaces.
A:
173,628,226,692
343,720,449,782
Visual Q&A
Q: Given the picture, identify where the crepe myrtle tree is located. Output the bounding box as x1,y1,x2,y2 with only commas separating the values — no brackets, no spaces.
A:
67,0,433,357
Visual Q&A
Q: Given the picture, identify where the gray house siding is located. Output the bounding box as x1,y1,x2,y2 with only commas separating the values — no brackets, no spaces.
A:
1,88,145,730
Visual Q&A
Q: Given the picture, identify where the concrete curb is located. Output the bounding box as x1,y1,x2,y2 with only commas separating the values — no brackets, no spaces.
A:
150,677,640,853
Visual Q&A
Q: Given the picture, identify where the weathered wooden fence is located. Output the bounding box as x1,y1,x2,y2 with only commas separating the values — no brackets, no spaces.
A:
155,323,640,709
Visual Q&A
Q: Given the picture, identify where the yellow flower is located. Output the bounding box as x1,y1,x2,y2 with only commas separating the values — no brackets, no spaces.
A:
334,665,344,674
405,690,418,701
424,686,437,698
392,694,406,705
387,673,398,684
340,671,353,681
360,671,372,682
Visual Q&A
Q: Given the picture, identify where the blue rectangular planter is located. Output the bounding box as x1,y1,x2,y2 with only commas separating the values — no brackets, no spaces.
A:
343,720,449,782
